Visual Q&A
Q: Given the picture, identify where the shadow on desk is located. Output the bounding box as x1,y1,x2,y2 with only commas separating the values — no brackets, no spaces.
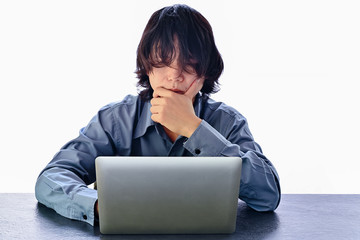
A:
36,202,279,240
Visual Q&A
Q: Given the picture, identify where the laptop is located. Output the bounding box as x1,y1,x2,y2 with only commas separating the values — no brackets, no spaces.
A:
95,156,242,234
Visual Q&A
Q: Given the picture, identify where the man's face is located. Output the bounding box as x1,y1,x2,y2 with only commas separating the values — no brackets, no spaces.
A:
148,58,204,98
148,40,205,100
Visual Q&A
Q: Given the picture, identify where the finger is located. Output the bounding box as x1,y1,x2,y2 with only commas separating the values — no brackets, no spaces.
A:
153,87,173,99
150,105,162,114
184,78,203,98
150,97,163,106
151,113,160,123
150,107,163,124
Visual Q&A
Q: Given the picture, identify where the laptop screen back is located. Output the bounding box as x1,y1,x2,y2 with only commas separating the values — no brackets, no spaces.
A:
95,156,242,234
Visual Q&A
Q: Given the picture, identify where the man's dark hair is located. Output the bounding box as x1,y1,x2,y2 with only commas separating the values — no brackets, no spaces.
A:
135,4,224,100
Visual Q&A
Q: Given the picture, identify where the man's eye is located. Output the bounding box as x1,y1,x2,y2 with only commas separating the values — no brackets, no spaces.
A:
184,65,196,74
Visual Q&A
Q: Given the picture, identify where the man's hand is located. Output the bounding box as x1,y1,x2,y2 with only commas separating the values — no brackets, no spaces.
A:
95,200,99,219
150,78,203,138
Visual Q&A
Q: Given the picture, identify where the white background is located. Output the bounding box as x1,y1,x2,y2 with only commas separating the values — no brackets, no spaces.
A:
0,0,359,193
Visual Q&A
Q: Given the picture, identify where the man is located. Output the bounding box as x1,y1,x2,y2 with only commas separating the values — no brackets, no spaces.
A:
35,4,281,226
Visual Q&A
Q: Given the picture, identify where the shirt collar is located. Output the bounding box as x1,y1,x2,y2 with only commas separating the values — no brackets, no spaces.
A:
133,93,204,139
133,98,154,139
193,93,204,117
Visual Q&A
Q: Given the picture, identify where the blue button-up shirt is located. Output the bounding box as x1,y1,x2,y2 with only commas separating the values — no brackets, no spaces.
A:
35,94,281,226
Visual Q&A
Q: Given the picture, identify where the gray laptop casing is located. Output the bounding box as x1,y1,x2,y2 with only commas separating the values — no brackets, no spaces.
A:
95,156,242,234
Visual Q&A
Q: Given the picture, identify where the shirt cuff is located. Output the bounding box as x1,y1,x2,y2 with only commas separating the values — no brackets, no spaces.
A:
183,120,228,156
71,187,98,226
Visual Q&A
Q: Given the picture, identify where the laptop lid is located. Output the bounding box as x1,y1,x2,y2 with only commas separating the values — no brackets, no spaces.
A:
95,156,242,234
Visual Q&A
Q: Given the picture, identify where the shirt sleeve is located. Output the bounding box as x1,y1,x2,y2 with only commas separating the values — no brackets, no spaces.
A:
183,120,281,211
35,167,98,225
35,105,116,226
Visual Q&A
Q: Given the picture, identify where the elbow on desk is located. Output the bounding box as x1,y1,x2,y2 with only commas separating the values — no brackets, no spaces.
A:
258,190,281,212
241,182,281,212
260,190,281,212
245,191,280,212
34,174,49,207
34,170,60,208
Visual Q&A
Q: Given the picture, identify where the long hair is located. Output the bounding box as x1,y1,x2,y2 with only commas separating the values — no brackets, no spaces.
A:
135,4,224,100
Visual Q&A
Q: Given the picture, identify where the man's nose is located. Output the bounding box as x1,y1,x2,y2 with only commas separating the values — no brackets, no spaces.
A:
167,69,184,82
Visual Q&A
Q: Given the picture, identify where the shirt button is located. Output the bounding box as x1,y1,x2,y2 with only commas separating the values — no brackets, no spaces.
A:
195,148,201,155
83,214,88,220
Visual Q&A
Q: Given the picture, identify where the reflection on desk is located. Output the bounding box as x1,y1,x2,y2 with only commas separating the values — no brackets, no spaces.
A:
0,194,359,239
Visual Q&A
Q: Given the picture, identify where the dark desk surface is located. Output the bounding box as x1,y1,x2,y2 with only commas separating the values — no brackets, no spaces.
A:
0,194,359,240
